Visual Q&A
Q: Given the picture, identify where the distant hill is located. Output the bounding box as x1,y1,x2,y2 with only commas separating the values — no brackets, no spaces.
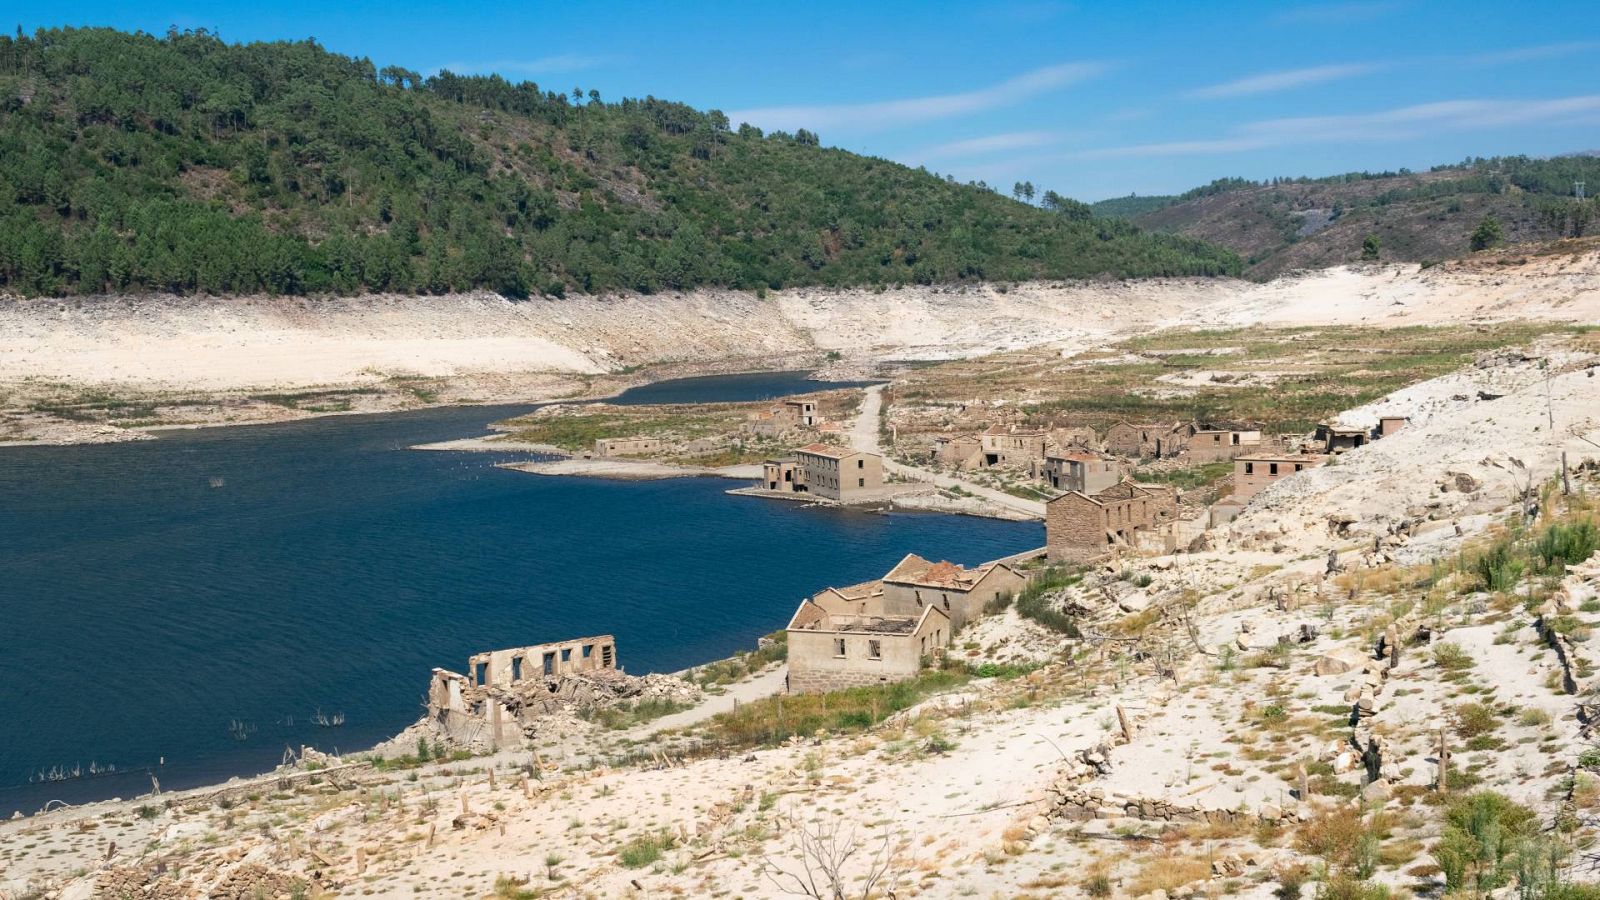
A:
0,27,1239,299
1091,158,1600,278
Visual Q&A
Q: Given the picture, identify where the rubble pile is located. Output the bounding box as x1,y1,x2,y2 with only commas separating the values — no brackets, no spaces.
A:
1045,783,1306,825
94,866,186,900
486,669,702,721
207,864,302,900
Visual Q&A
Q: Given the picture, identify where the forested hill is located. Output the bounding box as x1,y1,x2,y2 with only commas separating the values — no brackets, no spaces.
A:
1090,157,1600,278
0,28,1238,299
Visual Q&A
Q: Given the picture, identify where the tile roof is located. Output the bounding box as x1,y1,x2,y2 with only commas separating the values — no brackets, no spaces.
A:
796,443,859,459
882,553,933,582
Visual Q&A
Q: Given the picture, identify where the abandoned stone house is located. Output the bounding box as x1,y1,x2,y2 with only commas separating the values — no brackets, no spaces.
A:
1183,427,1263,463
761,445,884,502
930,434,984,470
786,595,949,694
979,424,1047,468
742,399,822,437
1316,423,1370,453
1103,421,1186,459
1046,481,1179,562
1233,453,1327,502
782,399,818,426
761,456,802,492
785,552,1028,692
880,553,1027,632
593,437,662,457
793,443,883,501
427,636,618,749
1040,450,1124,494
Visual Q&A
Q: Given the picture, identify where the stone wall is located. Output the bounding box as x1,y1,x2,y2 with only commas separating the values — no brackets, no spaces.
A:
1046,493,1109,561
788,668,907,693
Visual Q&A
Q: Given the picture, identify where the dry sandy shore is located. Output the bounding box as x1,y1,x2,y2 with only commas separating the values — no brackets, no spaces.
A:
4,245,1598,444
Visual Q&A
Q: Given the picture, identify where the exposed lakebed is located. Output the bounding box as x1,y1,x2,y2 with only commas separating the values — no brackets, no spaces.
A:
0,371,1039,814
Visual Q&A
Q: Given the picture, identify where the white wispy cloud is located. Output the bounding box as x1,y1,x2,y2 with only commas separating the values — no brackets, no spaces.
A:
1464,41,1600,66
1080,93,1600,159
435,53,618,77
1272,2,1402,25
727,62,1108,133
1185,63,1387,99
921,131,1061,159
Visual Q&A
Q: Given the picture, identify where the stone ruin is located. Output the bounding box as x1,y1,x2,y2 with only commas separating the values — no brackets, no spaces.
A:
424,636,702,751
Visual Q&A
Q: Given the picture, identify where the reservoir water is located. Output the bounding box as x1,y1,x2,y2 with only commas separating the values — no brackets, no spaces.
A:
0,372,1040,815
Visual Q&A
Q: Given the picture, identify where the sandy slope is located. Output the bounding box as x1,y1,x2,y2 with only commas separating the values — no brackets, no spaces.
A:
4,248,1595,397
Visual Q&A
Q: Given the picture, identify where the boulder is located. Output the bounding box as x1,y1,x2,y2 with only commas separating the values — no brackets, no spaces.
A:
1315,646,1371,676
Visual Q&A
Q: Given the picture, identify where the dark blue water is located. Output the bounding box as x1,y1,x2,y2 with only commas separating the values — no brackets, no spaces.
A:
608,370,878,405
0,372,1039,815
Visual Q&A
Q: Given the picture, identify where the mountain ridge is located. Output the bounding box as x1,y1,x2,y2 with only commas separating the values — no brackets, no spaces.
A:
0,26,1239,299
1090,155,1600,277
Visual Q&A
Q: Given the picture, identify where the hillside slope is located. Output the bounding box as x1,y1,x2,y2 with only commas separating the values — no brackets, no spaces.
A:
1092,157,1600,278
0,27,1238,299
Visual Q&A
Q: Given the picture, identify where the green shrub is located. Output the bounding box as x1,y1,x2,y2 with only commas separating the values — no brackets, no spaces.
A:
1475,539,1526,592
1452,702,1499,738
1014,565,1084,636
1433,642,1475,672
1535,521,1599,574
1084,874,1113,897
618,829,675,868
1435,791,1538,894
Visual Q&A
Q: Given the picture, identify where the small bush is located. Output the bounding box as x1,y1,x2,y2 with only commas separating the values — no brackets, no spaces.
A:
1432,642,1475,672
1084,874,1113,897
1014,565,1083,636
1535,520,1598,574
1436,791,1538,893
1452,702,1499,738
618,829,675,868
1474,539,1526,592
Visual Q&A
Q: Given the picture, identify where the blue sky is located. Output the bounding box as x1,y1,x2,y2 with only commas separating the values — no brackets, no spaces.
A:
13,1,1600,200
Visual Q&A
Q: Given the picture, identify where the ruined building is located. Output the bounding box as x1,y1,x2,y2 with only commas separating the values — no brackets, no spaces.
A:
786,594,949,693
1046,481,1180,562
593,437,663,457
425,637,698,750
1232,453,1327,502
930,434,984,470
1040,450,1124,494
1183,426,1263,463
979,424,1047,468
1104,421,1187,459
761,445,885,502
785,553,1028,692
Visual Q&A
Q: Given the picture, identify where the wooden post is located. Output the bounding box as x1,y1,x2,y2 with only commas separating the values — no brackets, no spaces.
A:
355,846,367,874
1297,762,1310,801
426,822,436,849
460,793,469,815
1384,624,1400,671
1438,729,1449,793
1116,705,1134,743
1563,451,1571,496
488,768,496,790
521,775,531,799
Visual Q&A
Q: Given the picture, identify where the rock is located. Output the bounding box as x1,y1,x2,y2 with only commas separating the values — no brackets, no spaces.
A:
1361,779,1391,802
1332,750,1359,774
1259,804,1281,822
1315,646,1371,676
1212,855,1244,877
